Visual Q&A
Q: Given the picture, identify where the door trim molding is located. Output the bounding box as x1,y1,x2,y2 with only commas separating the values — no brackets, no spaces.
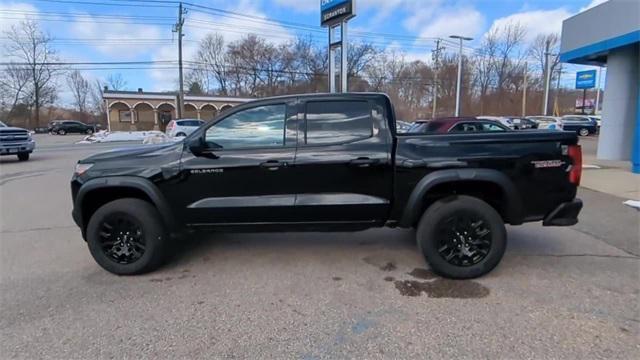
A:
187,193,389,208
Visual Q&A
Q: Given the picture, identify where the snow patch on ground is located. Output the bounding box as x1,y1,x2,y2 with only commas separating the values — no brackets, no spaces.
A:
76,130,181,144
623,200,640,210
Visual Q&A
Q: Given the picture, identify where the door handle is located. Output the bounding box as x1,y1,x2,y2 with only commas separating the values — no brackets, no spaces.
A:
349,157,378,167
260,160,286,171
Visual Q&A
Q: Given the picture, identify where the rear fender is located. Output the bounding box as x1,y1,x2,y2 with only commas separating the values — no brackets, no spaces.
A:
399,168,523,227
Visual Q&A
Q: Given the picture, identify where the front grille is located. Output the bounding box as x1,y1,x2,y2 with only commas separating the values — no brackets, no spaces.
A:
0,130,29,143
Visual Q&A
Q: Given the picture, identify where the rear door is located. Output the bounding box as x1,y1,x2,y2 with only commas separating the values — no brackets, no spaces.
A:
290,97,393,224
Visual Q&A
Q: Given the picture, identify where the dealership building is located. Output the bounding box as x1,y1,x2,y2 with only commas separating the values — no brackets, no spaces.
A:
102,89,251,132
560,0,640,173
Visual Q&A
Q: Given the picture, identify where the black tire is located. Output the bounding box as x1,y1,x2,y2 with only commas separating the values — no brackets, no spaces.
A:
417,195,507,279
58,129,66,135
175,132,186,137
578,128,589,136
86,198,169,275
17,152,29,161
86,128,94,135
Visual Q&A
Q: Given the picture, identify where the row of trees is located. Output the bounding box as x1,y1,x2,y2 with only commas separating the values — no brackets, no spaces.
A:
2,20,578,128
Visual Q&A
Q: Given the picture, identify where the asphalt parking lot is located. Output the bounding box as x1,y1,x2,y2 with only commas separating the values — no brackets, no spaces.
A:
1,134,638,359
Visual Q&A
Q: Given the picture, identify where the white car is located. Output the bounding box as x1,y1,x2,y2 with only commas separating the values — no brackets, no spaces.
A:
477,116,514,129
165,119,205,137
526,116,563,130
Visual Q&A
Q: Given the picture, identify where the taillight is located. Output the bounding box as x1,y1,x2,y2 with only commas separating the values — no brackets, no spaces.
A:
167,121,174,130
568,144,582,185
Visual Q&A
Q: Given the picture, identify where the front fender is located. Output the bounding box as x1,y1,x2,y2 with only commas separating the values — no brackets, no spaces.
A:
73,176,176,234
399,168,523,227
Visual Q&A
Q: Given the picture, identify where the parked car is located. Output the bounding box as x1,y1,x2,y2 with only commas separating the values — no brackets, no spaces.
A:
408,117,510,134
527,116,563,130
561,115,598,136
589,115,601,130
396,120,412,133
165,119,205,137
0,120,35,161
71,93,582,279
508,117,538,130
477,116,514,129
50,120,96,135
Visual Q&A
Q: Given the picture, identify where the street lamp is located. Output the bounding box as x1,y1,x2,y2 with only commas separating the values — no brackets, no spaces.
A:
449,35,473,117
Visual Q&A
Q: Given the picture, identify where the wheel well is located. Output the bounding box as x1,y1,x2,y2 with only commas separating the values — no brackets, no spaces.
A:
418,181,507,224
81,187,154,229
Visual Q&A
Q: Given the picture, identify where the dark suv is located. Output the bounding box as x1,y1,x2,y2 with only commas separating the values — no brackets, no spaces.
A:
50,120,96,135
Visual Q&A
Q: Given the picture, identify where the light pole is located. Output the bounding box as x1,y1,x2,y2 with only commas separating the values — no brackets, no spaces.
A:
450,35,473,116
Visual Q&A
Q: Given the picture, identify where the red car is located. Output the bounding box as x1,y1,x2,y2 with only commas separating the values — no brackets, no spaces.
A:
407,117,510,134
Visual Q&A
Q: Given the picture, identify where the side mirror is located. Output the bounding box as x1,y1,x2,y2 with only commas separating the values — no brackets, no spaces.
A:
186,136,206,156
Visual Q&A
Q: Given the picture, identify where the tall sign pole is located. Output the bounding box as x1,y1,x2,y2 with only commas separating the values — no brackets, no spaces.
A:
321,0,356,93
449,35,473,117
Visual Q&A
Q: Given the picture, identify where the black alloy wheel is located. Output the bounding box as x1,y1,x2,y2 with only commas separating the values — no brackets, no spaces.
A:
98,214,146,265
435,212,492,267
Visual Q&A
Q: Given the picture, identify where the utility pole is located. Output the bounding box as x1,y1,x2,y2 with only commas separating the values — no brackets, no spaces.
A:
522,61,528,116
449,35,473,117
173,2,186,119
595,66,602,114
431,39,443,118
542,39,552,115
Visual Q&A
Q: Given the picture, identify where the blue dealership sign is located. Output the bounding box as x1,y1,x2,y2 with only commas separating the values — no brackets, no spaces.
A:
320,0,355,26
575,70,596,89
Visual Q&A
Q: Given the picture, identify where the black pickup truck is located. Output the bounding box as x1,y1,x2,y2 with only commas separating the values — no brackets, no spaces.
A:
71,93,583,278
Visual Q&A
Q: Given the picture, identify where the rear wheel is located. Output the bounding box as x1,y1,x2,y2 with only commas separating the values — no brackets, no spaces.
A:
86,198,169,275
175,132,186,137
86,128,94,135
417,195,506,279
17,152,29,161
578,128,589,136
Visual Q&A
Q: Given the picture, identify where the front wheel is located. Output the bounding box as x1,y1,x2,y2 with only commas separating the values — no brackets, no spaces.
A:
86,128,94,135
86,198,169,275
17,152,29,161
57,129,66,135
417,195,507,279
578,128,589,136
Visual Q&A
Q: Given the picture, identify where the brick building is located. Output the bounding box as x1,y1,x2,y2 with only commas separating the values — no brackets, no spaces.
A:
103,89,252,131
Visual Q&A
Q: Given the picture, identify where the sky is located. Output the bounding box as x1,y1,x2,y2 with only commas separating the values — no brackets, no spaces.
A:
0,0,607,105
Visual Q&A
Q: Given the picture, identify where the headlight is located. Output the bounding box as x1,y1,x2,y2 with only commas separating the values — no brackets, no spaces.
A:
74,163,94,176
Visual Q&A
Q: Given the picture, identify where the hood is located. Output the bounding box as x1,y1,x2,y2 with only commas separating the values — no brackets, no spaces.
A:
80,141,182,163
0,126,29,132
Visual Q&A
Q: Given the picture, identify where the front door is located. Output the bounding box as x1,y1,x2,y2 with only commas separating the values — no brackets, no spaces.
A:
290,97,393,224
175,101,298,225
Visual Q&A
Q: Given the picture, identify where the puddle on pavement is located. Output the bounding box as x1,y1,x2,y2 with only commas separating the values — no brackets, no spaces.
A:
363,254,397,271
384,276,395,282
394,279,489,298
332,276,343,281
407,268,437,280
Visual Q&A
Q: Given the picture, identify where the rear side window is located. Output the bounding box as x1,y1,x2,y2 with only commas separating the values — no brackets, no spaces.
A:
179,120,202,126
304,100,372,145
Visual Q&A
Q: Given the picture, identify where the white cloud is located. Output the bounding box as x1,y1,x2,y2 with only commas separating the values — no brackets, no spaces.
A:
486,8,572,42
411,6,484,40
0,2,40,34
580,0,608,12
68,14,164,59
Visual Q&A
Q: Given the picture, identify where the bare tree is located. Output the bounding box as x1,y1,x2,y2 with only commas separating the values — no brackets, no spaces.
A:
528,33,560,88
4,20,59,127
106,73,127,91
0,63,31,116
66,70,90,113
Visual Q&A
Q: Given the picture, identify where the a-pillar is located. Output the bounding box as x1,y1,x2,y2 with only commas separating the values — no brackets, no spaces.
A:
597,45,639,173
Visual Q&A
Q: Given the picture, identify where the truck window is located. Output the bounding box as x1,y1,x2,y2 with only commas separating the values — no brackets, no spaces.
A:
205,104,286,149
304,100,372,145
